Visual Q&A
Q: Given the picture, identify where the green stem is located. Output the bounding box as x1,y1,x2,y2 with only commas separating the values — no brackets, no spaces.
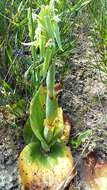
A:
28,6,36,64
28,1,37,86
46,62,56,120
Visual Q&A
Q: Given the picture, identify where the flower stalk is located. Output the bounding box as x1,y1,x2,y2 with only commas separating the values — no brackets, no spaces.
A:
46,62,56,120
28,0,39,87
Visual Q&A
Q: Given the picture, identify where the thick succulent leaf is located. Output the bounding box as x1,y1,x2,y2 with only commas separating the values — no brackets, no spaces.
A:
60,114,71,144
44,107,64,144
53,107,64,138
30,87,49,151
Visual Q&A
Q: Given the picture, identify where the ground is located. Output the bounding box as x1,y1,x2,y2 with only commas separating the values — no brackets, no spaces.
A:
0,28,107,190
62,28,107,189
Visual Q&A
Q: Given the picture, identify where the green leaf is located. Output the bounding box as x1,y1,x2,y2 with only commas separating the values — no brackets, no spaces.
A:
52,22,63,51
44,15,54,38
30,87,50,151
19,142,72,169
44,107,63,144
2,81,11,91
46,95,58,120
50,107,64,146
70,0,92,14
39,34,46,59
71,129,92,148
53,108,64,138
42,47,53,77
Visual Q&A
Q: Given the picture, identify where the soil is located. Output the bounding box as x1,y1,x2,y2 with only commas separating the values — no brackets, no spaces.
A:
0,28,107,190
62,28,107,189
0,123,23,190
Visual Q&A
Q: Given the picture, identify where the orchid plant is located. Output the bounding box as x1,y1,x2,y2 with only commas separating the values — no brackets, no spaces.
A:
19,1,76,189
